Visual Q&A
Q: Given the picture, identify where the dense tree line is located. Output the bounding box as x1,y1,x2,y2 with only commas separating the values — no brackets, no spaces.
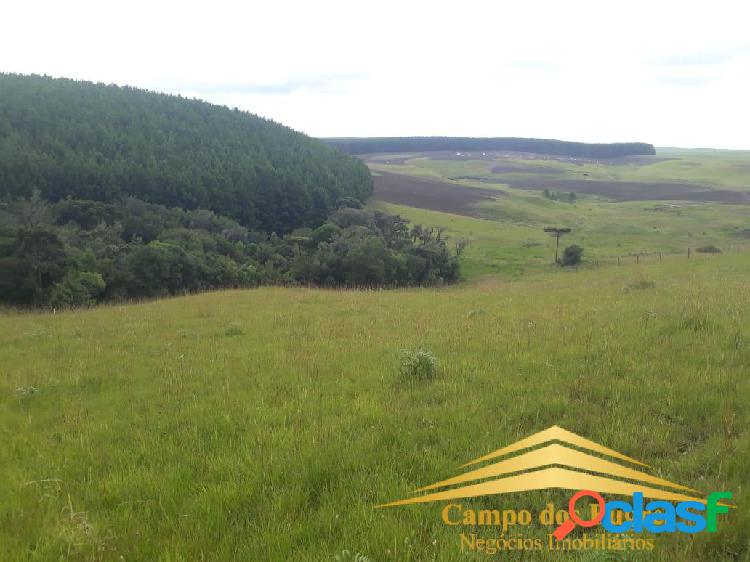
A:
0,196,460,307
322,137,656,158
0,74,372,233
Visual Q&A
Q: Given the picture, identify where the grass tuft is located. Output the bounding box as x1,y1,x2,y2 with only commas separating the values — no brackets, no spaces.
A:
398,349,439,381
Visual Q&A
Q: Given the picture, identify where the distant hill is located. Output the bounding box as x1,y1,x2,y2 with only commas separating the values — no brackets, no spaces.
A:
0,74,372,233
322,137,656,158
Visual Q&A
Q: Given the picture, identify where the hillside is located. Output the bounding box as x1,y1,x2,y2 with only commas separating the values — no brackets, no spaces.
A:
1,253,747,561
0,76,464,307
323,136,656,158
0,74,372,233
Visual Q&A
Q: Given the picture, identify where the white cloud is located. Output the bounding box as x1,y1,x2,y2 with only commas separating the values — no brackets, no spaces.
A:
1,0,749,148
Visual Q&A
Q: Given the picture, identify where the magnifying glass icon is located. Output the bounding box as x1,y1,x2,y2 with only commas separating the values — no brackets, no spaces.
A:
553,490,605,540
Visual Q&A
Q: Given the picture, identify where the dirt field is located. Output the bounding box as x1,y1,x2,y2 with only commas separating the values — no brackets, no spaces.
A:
505,178,748,203
371,172,502,216
366,151,748,208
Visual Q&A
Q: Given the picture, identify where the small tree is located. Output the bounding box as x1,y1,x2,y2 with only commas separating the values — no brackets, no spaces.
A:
560,245,583,267
543,227,571,263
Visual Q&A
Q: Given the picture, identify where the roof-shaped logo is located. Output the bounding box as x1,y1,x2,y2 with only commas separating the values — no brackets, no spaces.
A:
379,425,708,508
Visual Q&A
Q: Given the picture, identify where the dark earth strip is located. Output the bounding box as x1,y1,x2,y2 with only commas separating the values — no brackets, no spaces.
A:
372,172,503,216
506,178,749,203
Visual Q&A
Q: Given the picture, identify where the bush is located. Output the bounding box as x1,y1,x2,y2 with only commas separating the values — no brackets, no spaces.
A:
49,271,106,308
696,245,722,254
311,223,341,245
399,349,439,381
560,245,583,266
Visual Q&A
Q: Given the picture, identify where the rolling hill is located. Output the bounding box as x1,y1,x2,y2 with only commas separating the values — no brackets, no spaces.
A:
0,74,372,233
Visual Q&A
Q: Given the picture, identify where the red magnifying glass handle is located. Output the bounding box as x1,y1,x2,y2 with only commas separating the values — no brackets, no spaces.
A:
553,519,576,540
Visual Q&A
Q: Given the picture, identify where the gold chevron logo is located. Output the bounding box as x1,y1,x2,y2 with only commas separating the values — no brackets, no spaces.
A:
379,426,709,508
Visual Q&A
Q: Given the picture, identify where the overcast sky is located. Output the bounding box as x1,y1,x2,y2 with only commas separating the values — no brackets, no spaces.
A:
2,0,749,149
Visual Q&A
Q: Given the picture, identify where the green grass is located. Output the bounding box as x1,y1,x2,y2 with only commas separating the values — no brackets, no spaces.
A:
369,198,750,280
367,151,750,279
1,253,749,561
371,150,750,191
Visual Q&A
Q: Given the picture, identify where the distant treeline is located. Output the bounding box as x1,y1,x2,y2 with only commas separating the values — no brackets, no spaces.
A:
322,137,656,158
0,196,460,307
0,74,372,234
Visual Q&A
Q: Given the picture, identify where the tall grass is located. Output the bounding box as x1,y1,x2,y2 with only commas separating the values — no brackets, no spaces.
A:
0,253,748,561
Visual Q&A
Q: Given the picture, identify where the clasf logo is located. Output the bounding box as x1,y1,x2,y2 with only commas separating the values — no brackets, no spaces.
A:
553,489,733,539
379,426,735,552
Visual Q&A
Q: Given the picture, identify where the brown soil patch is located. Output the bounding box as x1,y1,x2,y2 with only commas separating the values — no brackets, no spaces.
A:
506,178,749,203
371,172,502,216
665,190,750,203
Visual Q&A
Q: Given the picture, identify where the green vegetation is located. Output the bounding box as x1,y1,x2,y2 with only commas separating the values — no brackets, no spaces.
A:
0,197,460,306
560,244,583,266
398,348,439,382
1,253,747,561
367,151,750,278
1,83,748,562
0,74,372,232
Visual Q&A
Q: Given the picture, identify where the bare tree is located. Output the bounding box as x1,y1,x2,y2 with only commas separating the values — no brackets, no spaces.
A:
455,238,470,257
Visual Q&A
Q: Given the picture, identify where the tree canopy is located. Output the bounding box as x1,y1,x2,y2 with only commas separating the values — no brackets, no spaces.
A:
0,197,461,307
0,74,372,233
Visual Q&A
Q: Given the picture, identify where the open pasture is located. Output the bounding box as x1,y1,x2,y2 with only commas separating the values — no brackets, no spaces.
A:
1,253,749,561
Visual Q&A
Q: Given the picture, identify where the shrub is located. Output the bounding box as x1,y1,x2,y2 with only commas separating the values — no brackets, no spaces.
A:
311,223,341,245
49,271,106,308
399,349,438,381
696,245,722,254
560,245,583,266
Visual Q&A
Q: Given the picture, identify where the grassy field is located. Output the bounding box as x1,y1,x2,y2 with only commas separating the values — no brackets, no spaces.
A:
367,150,750,278
1,253,749,561
367,149,750,191
2,149,749,560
